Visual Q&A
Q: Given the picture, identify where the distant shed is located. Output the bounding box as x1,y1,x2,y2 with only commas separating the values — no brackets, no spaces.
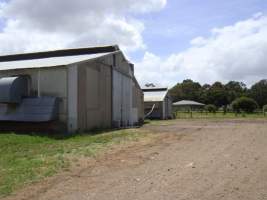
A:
173,100,205,110
142,86,172,119
0,45,144,132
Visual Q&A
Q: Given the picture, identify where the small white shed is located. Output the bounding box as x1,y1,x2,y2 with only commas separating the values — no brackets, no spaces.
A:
142,86,172,119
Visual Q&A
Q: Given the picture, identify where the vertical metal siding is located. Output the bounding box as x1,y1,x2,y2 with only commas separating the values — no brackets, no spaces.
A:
67,65,78,132
112,70,133,127
162,100,166,119
0,68,68,123
77,61,112,131
131,81,138,124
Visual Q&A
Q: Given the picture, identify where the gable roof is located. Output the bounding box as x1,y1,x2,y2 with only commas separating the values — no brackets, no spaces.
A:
0,45,119,62
0,53,113,71
142,86,169,102
142,85,168,91
143,90,168,102
0,45,119,71
173,100,205,106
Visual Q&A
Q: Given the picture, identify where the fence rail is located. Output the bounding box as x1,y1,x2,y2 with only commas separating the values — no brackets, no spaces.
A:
174,111,267,119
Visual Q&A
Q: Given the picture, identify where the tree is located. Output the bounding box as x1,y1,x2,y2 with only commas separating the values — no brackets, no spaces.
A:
206,82,229,108
169,79,265,110
169,79,202,102
231,97,258,113
263,105,267,116
249,80,267,108
225,81,247,103
204,104,217,113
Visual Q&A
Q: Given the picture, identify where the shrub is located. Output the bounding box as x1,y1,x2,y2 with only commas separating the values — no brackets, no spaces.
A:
263,105,267,115
204,104,217,113
231,97,258,113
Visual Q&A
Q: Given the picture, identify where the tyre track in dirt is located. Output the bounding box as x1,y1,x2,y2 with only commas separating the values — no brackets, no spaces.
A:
4,119,267,200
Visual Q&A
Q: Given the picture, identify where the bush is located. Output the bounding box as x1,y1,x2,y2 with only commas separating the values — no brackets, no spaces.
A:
231,97,258,113
263,105,267,115
204,104,217,113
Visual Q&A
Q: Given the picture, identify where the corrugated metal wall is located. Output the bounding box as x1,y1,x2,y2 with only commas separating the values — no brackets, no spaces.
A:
137,89,144,123
0,51,144,132
67,65,78,132
144,94,173,120
77,61,112,131
112,70,133,127
77,52,143,130
164,95,173,119
144,101,162,119
0,67,68,123
132,79,144,124
131,81,139,124
167,96,173,118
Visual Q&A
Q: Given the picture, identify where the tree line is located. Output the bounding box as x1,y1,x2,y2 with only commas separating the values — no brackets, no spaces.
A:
169,79,267,112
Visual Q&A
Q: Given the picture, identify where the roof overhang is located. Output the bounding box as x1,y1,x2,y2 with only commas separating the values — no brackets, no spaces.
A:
0,46,123,71
0,45,119,62
0,52,117,71
173,100,205,106
143,90,168,102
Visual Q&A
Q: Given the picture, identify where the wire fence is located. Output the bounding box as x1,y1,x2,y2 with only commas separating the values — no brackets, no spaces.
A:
174,111,267,119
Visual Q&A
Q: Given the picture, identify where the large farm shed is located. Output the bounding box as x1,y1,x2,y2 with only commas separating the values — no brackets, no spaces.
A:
142,85,172,119
0,45,144,132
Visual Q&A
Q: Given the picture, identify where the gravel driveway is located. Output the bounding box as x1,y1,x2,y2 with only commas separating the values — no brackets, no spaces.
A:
5,119,267,200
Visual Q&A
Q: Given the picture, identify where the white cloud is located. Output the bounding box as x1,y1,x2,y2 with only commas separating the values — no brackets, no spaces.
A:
0,0,166,54
135,14,267,87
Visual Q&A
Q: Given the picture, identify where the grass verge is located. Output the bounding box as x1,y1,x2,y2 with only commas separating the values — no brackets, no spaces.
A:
0,128,149,198
174,111,267,119
144,112,267,126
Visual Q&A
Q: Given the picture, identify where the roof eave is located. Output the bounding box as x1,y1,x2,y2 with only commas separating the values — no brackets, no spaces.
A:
0,45,120,62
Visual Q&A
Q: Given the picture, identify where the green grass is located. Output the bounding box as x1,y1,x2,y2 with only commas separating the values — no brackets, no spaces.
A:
0,129,148,197
144,111,267,126
174,111,267,119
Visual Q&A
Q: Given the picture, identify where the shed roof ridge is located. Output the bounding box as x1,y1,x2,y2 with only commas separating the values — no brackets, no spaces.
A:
142,88,168,92
0,45,119,62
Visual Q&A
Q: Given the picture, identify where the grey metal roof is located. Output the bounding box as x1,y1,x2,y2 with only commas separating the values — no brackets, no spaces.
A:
0,45,119,62
173,100,205,106
142,84,168,91
143,90,168,102
0,52,111,71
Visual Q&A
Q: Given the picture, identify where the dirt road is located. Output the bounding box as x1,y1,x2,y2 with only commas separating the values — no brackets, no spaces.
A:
6,119,267,200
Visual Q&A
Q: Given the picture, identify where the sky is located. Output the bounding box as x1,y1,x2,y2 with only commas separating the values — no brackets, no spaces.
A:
0,0,266,87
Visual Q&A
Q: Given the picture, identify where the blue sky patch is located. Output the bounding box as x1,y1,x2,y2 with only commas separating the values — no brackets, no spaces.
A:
137,0,267,57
